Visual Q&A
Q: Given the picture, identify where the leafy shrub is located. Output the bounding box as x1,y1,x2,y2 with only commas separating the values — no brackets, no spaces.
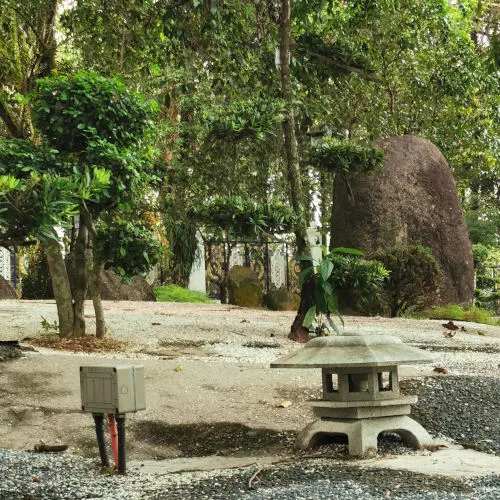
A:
371,245,444,317
309,139,384,175
429,304,496,325
428,304,465,320
95,219,164,279
154,285,213,303
472,243,500,313
32,71,153,152
21,246,53,299
463,308,491,323
300,247,389,335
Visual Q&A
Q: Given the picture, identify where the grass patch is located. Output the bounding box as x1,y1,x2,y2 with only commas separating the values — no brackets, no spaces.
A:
154,285,213,304
428,304,499,325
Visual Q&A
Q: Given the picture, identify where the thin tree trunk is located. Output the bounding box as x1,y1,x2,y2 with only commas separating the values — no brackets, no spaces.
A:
280,0,311,342
219,241,233,304
71,219,88,337
43,236,74,338
90,245,106,338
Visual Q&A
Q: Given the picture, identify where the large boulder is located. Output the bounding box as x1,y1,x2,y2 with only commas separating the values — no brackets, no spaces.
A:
99,269,156,301
264,289,300,311
331,135,474,305
0,276,17,299
227,266,263,307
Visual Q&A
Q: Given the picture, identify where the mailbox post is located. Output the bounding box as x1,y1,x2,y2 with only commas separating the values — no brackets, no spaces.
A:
80,365,146,473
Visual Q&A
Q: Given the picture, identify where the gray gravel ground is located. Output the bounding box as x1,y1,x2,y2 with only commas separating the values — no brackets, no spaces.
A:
1,301,499,499
1,374,499,500
1,449,499,499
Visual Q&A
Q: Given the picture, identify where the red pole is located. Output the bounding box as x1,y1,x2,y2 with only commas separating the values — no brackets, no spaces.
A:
107,414,119,468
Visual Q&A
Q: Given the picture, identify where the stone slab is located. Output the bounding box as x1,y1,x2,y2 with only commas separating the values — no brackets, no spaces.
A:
129,455,285,475
357,445,500,478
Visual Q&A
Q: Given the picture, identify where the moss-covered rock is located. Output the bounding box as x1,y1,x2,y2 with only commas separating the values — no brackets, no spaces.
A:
264,289,300,311
227,266,263,307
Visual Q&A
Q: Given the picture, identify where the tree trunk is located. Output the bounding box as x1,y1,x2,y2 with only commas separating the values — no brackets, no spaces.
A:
43,236,74,338
219,242,233,304
290,277,315,343
280,0,312,342
89,244,106,339
71,218,89,337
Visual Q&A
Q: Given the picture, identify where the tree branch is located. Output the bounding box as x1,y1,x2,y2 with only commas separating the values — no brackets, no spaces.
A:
308,51,383,83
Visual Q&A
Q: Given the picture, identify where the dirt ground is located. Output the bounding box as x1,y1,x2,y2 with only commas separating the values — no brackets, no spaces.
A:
0,299,499,462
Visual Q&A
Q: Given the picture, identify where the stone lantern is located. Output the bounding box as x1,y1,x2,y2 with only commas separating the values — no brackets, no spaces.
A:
271,333,434,456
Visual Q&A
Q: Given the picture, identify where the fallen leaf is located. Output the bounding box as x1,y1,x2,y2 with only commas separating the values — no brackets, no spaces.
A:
241,319,249,323
442,321,459,331
151,322,161,326
277,400,292,408
442,331,456,338
433,367,447,374
477,330,485,336
460,326,467,332
174,366,184,372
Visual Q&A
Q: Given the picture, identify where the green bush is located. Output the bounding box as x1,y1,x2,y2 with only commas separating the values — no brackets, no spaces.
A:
472,243,500,314
153,285,213,303
32,71,152,153
371,245,444,317
429,304,496,325
428,304,465,320
21,246,53,299
300,248,389,335
463,308,491,323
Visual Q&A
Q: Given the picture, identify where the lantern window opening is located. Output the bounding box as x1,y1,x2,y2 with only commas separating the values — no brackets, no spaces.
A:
322,372,339,395
378,371,393,392
347,373,370,393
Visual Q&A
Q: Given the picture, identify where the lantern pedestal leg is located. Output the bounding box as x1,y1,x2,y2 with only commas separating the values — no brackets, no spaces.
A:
297,416,434,457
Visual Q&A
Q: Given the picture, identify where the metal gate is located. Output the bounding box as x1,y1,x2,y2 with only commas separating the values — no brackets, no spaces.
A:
204,240,301,300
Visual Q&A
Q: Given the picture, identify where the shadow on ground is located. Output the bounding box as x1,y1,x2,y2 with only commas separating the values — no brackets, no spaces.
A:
128,421,297,458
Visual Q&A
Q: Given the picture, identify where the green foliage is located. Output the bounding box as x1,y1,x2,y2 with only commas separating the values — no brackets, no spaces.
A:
153,284,213,304
20,245,53,299
371,245,444,317
32,71,153,152
429,303,466,320
0,142,110,244
95,219,164,279
192,196,296,241
467,213,499,246
40,316,58,333
300,247,389,335
472,243,492,264
309,139,384,175
429,304,497,325
206,98,284,142
163,217,198,287
472,243,500,313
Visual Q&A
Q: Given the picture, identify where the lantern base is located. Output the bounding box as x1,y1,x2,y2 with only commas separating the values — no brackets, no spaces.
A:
297,415,433,457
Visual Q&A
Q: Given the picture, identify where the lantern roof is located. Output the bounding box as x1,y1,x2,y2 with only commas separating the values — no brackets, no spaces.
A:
271,332,433,369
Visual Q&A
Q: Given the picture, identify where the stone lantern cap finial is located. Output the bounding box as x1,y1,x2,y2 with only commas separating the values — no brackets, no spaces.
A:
271,332,433,369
